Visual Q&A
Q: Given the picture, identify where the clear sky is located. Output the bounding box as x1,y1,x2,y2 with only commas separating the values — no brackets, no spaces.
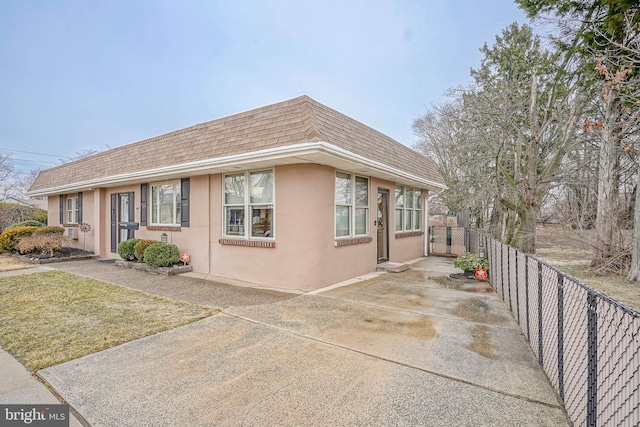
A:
0,0,528,175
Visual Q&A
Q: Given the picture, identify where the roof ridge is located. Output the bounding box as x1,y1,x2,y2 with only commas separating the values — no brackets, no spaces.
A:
298,97,322,141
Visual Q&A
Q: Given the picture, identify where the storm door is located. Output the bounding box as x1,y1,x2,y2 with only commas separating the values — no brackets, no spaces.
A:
377,189,389,263
119,193,133,243
110,192,135,252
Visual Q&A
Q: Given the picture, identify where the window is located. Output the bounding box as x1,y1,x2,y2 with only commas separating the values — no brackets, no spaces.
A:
66,197,78,224
224,169,274,239
335,171,369,238
395,186,421,232
150,181,181,226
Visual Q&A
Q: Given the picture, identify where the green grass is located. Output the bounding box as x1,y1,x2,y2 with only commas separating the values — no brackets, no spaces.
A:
0,271,217,371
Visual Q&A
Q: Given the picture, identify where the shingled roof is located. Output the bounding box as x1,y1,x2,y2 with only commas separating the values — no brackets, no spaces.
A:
28,96,444,195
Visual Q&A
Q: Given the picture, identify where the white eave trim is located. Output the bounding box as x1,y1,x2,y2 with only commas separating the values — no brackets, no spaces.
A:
27,141,446,196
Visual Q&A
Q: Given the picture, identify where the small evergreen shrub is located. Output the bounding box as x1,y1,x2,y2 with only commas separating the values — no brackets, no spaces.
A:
32,226,65,236
143,243,181,268
453,253,489,271
117,238,141,261
28,208,48,225
0,226,40,253
134,239,158,262
5,220,45,230
17,234,65,257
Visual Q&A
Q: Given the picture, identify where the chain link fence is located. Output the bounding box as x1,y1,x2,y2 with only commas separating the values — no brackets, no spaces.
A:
460,229,640,426
427,226,466,256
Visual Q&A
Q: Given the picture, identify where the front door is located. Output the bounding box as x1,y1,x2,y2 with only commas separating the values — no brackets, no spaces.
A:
377,189,389,263
119,193,132,243
111,192,135,252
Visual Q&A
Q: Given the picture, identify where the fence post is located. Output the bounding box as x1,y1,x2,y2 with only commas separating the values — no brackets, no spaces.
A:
587,291,598,427
524,254,530,342
557,272,565,400
537,260,543,364
515,251,520,324
500,244,505,299
507,247,512,311
464,228,469,253
446,226,452,254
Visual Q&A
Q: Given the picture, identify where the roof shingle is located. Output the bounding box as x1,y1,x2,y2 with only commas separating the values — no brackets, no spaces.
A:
29,96,443,193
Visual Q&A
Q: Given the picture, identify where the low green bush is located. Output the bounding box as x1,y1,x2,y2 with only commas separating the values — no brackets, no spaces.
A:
133,239,158,262
5,220,45,230
117,238,141,261
453,252,489,271
143,243,181,268
0,226,40,253
32,226,65,236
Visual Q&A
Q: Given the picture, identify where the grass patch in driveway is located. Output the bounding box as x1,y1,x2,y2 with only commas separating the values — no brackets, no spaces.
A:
0,270,217,371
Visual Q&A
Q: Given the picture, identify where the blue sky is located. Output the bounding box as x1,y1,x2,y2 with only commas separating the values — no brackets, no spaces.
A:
0,0,528,174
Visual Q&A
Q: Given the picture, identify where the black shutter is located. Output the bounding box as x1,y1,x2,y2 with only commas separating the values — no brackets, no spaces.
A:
110,194,117,253
128,192,135,239
140,184,148,226
181,178,190,227
59,195,64,224
77,192,83,224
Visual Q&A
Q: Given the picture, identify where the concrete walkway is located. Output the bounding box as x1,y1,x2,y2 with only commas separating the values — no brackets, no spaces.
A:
0,349,83,426
1,257,570,426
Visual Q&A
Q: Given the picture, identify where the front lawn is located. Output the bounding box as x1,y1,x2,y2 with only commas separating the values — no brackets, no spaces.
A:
0,271,217,371
0,255,35,272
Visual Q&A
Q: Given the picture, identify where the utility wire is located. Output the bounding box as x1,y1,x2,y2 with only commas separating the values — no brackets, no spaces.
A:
10,157,58,165
0,147,72,159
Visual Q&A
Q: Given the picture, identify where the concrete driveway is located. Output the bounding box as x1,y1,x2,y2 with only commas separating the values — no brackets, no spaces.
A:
39,257,570,426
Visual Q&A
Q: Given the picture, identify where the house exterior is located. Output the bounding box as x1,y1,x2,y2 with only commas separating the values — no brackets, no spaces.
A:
28,96,445,291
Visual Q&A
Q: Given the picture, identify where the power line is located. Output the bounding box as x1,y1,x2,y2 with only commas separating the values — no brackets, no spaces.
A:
0,147,72,159
10,157,58,165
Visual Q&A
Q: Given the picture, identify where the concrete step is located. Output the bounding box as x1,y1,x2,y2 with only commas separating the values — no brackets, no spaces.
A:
376,262,410,273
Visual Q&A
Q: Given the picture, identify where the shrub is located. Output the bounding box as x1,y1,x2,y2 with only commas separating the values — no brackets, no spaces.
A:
0,226,40,253
32,226,65,236
454,253,489,271
5,220,45,230
0,203,47,230
143,243,181,268
27,208,48,225
17,234,65,257
117,238,141,261
133,239,158,262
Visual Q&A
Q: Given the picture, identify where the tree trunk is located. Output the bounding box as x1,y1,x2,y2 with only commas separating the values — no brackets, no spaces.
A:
593,88,623,266
628,167,640,281
513,76,540,254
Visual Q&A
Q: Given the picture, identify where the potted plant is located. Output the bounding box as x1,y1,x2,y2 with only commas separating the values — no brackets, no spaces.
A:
454,253,489,278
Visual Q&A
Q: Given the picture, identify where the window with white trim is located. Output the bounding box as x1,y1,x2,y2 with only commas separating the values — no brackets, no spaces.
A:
335,171,369,238
395,186,421,232
150,181,181,226
224,169,274,239
66,197,78,224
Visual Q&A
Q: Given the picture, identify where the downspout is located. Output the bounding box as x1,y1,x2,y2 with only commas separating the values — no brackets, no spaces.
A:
424,192,430,256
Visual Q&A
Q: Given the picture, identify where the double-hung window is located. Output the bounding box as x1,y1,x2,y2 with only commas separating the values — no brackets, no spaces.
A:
224,169,274,239
395,185,422,232
150,181,181,226
66,197,78,224
335,171,369,238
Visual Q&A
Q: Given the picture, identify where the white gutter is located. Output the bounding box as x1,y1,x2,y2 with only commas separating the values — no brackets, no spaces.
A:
27,141,446,196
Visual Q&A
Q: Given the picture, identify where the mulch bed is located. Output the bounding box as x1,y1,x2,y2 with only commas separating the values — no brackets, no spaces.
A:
115,260,193,276
449,273,490,281
17,248,98,264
